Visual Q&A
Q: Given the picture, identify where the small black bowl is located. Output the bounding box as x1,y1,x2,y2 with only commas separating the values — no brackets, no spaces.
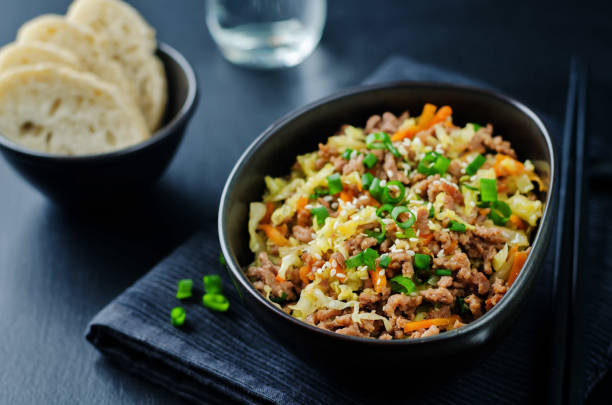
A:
0,42,198,205
219,82,556,368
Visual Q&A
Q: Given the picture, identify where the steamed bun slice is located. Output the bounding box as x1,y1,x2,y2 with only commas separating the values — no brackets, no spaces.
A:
16,14,138,106
67,0,167,130
0,64,149,155
0,41,81,72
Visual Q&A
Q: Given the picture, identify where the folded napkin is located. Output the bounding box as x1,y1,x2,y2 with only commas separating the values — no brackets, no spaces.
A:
87,57,607,404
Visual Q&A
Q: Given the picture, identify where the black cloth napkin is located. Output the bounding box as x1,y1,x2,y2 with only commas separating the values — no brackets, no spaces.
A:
86,57,609,404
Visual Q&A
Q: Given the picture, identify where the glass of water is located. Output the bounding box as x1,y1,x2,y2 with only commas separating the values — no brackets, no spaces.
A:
206,0,327,69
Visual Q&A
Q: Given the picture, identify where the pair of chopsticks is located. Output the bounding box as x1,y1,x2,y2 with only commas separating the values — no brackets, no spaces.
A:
547,57,588,405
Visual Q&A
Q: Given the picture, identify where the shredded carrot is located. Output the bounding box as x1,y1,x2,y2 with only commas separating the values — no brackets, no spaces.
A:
403,315,461,333
420,233,434,245
261,202,276,224
369,267,387,293
427,105,453,128
275,274,285,283
258,224,290,246
494,154,524,177
391,103,438,141
508,250,528,286
296,196,308,212
298,265,312,285
339,190,353,202
509,214,526,230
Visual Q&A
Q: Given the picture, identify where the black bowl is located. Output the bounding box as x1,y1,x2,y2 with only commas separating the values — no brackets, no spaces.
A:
0,42,198,205
218,82,556,367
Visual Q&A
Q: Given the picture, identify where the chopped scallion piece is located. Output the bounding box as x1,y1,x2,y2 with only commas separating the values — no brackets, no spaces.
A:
309,187,329,200
310,206,329,225
489,200,512,225
428,203,434,218
170,306,186,327
426,275,440,286
390,276,416,295
327,173,343,195
379,254,391,268
461,183,479,191
466,154,486,176
176,279,193,299
472,123,482,132
202,294,230,312
219,252,226,266
376,203,394,218
369,177,383,200
362,248,379,270
391,206,416,229
417,151,439,175
385,141,401,158
361,172,374,189
433,155,450,175
203,275,222,295
449,220,466,232
341,148,353,160
480,178,498,202
434,269,452,276
365,219,386,244
269,292,288,303
455,297,468,315
363,153,378,168
381,180,406,204
395,229,417,239
414,253,431,270
345,252,364,268
366,132,390,150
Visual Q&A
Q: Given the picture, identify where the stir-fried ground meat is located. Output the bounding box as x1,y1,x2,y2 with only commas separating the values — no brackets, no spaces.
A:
247,107,544,340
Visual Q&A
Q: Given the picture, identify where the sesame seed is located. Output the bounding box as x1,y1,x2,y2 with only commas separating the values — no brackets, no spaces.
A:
331,202,338,209
380,180,387,187
387,170,394,178
407,250,415,256
323,195,333,202
314,254,322,260
379,270,385,276
409,238,418,242
330,269,336,276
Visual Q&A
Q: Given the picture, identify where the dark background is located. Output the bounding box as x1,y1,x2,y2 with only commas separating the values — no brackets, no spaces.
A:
0,0,610,403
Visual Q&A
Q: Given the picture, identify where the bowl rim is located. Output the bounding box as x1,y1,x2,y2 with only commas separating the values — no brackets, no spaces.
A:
0,42,198,161
218,81,556,345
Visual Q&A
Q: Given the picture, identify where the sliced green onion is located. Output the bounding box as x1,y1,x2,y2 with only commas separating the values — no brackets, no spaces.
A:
376,203,394,218
414,253,431,270
379,254,391,268
433,155,450,175
203,275,222,294
366,132,390,149
461,183,479,191
466,154,486,176
472,123,482,132
202,293,230,312
309,187,329,200
362,248,379,270
369,177,383,200
391,206,416,229
269,292,288,303
477,200,491,208
310,206,329,226
426,275,440,286
480,178,498,202
365,219,386,244
361,172,374,190
327,173,343,195
428,203,435,218
434,269,452,276
170,306,186,327
341,148,353,160
489,200,512,225
390,276,416,295
363,153,379,169
455,297,468,315
385,141,401,158
449,220,466,232
219,252,226,266
345,252,364,268
381,180,406,204
176,279,193,299
395,228,417,239
417,151,439,175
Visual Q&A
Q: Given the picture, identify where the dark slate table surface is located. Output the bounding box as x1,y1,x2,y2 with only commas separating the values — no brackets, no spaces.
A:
1,0,610,403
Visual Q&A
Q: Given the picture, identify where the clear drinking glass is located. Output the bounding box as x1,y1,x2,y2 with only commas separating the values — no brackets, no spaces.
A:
206,0,326,69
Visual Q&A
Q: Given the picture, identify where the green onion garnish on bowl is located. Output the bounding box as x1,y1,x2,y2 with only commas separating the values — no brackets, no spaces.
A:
176,279,193,299
202,294,230,312
203,274,222,295
170,306,186,327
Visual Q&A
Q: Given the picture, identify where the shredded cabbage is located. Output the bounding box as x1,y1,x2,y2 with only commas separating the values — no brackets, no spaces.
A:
277,246,302,279
492,243,508,271
356,312,392,332
327,125,366,151
506,193,543,226
264,177,304,202
248,202,266,253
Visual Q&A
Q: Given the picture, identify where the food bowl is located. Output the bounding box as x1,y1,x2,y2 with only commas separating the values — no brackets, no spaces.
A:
0,42,198,205
218,82,556,367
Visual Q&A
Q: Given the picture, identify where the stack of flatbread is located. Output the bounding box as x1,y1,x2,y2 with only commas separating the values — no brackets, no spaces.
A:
0,0,167,155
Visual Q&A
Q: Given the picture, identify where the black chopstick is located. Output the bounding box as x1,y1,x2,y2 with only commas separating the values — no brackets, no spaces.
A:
546,57,579,405
566,59,588,405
